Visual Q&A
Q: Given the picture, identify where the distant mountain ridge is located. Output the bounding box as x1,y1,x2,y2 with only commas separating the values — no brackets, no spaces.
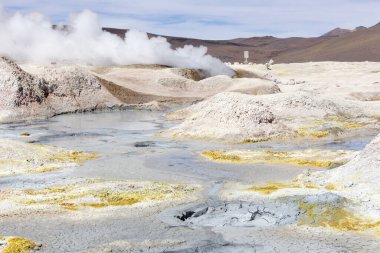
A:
322,26,369,37
322,28,352,37
275,22,380,63
104,22,380,63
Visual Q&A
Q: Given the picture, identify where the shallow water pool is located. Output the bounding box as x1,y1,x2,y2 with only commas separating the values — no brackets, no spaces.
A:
0,110,377,190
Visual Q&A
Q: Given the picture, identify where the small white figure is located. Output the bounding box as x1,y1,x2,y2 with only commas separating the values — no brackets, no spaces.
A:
244,51,250,64
265,59,274,70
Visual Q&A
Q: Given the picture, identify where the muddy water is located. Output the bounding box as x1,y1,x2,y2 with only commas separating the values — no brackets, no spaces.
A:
0,110,378,252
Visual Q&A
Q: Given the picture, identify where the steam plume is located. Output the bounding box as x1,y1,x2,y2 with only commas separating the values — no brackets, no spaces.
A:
0,8,234,76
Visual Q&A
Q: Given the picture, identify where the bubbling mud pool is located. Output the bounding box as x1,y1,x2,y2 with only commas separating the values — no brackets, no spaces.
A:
0,110,379,253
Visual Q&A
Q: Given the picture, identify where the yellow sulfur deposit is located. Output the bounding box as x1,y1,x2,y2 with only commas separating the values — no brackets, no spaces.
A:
248,182,318,195
298,201,380,234
0,139,98,176
341,121,369,129
202,151,242,162
325,184,337,190
47,151,98,163
297,127,329,138
247,182,380,234
248,182,299,195
13,180,199,211
323,116,370,129
297,117,371,139
1,236,40,253
241,137,271,144
26,166,59,174
202,149,354,168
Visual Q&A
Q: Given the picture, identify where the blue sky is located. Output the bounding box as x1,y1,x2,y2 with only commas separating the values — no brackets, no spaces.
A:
1,0,380,39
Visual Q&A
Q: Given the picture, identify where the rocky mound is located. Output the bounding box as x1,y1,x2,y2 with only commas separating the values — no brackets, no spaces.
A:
163,92,288,141
41,66,102,98
38,65,120,114
0,57,123,122
257,92,349,119
300,133,380,207
162,92,372,142
0,57,53,107
0,57,55,121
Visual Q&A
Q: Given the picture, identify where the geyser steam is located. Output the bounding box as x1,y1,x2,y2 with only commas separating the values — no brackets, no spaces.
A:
0,8,234,76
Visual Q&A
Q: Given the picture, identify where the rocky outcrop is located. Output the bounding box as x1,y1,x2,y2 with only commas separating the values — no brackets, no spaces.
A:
0,56,54,108
0,57,122,122
37,65,121,115
162,92,284,141
162,91,370,142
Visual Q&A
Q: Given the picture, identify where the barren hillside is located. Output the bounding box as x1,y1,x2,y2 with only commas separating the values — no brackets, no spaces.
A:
104,22,380,63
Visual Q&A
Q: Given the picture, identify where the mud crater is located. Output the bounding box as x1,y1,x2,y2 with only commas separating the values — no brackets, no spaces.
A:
173,201,300,228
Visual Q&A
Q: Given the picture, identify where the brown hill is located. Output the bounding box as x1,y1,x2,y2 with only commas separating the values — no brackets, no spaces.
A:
276,22,380,62
104,23,380,63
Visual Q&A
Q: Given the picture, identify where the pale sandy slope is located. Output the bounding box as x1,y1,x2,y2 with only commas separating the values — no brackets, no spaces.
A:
89,65,280,98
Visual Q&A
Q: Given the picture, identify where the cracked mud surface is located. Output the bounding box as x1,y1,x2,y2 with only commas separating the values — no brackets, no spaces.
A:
173,201,299,228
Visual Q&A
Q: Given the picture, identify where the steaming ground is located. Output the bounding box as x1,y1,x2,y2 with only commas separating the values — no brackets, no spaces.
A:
0,9,233,77
1,60,380,252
